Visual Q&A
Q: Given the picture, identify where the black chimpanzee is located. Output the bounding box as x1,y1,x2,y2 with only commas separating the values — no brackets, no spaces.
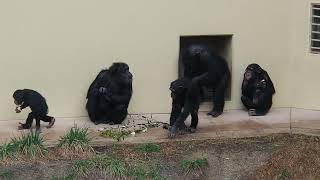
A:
13,89,55,133
181,44,230,117
86,62,133,125
168,77,201,138
241,63,275,116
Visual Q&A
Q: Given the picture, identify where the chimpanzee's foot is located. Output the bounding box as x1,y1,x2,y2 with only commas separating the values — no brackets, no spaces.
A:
47,117,55,128
18,122,30,130
207,110,222,117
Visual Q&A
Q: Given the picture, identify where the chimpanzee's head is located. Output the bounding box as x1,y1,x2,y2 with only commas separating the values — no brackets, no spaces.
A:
109,62,133,85
169,78,191,100
244,63,263,81
181,45,207,77
13,89,24,105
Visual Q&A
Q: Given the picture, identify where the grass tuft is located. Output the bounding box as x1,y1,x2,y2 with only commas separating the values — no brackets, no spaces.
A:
57,127,94,158
181,158,208,175
0,132,47,161
107,158,126,178
134,143,161,153
128,163,166,180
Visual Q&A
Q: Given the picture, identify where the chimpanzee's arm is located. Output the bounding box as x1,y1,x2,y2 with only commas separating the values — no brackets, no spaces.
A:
109,89,132,105
19,102,28,109
87,70,108,98
169,102,182,126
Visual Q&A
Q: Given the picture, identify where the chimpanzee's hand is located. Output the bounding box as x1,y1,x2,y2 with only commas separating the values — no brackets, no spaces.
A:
168,125,178,138
256,80,266,89
15,106,21,113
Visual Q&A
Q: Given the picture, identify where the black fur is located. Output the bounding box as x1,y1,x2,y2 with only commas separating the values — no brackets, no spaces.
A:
168,78,201,138
181,44,230,117
13,89,54,131
241,63,275,116
86,62,133,124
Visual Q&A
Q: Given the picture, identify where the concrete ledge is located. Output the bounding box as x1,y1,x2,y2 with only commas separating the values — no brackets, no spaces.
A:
0,108,319,146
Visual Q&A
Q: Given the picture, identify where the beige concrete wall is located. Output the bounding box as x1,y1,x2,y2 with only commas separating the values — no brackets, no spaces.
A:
0,0,294,120
290,1,320,110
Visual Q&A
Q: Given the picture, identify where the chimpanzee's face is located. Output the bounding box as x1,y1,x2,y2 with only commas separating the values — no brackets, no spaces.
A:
118,65,132,85
244,64,261,81
170,85,185,99
13,90,24,105
244,69,255,81
110,63,133,85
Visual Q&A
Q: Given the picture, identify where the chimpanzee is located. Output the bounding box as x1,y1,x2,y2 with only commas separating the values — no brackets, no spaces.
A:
181,44,230,117
86,62,133,124
13,89,55,133
168,78,201,138
241,63,275,116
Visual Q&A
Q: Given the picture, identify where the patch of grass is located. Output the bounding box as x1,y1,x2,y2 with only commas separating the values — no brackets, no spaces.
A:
128,165,147,180
134,143,161,153
181,158,208,174
0,142,19,161
107,158,126,178
51,173,75,180
70,159,93,177
0,170,14,180
278,169,290,180
0,132,47,161
63,155,126,179
100,129,131,142
128,163,166,180
17,132,47,157
91,155,126,178
57,127,94,157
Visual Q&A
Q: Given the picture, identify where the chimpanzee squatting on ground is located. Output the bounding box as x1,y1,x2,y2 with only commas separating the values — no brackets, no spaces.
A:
86,62,133,125
13,89,55,133
167,78,201,138
241,63,275,116
181,44,230,118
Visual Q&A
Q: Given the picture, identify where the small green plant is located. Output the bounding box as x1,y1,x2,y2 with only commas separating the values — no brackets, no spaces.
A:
278,169,290,180
18,132,47,157
128,163,166,180
0,170,14,180
135,143,161,153
0,142,19,160
100,129,131,142
181,158,208,174
0,132,47,160
58,127,94,156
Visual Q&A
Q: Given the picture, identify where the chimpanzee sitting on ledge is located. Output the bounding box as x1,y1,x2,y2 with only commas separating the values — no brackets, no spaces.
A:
168,78,201,138
86,62,133,125
241,63,275,116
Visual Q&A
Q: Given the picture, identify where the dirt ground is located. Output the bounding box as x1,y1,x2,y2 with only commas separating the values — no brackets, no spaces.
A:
0,133,319,180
